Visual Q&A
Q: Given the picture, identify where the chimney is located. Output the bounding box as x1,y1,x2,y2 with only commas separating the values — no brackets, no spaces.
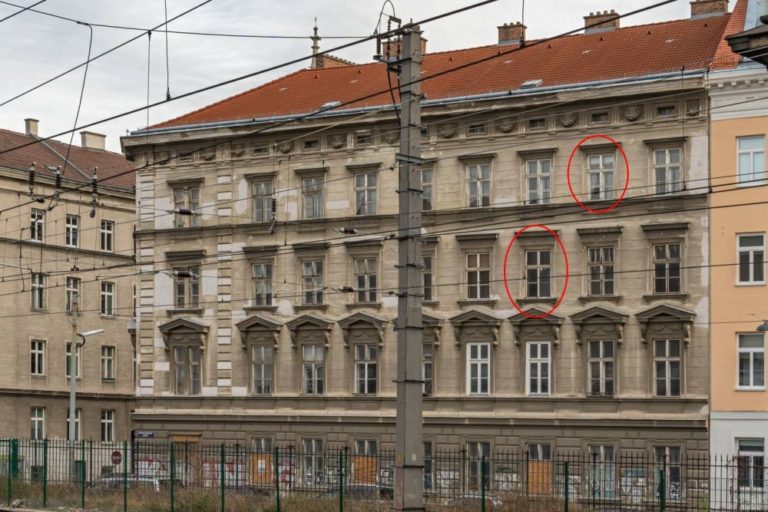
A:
584,10,620,34
382,36,428,60
80,131,106,151
24,118,39,137
690,0,728,18
498,22,526,45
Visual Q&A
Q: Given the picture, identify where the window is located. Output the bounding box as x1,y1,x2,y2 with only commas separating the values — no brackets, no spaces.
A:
174,266,200,308
466,253,490,300
467,123,487,136
738,334,765,389
100,281,115,316
466,163,491,208
656,105,677,117
653,243,681,294
252,437,273,454
526,250,552,298
173,346,201,395
65,277,80,312
354,344,378,394
467,442,491,491
303,439,325,485
588,341,614,396
466,342,490,396
66,408,81,441
30,340,45,376
424,441,434,491
252,180,274,223
587,154,615,201
30,209,44,241
738,234,765,284
303,139,319,151
591,112,609,124
528,443,551,461
251,345,273,395
422,342,434,396
738,136,766,185
588,247,615,296
527,341,551,396
301,260,324,305
354,172,377,216
100,220,114,252
737,439,765,490
100,410,115,442
30,407,45,441
421,168,433,211
66,342,81,378
354,258,377,303
173,185,201,227
528,118,546,130
355,132,372,146
252,263,273,306
654,339,682,397
653,148,682,195
303,345,324,395
423,255,434,302
654,446,682,501
31,272,45,310
588,445,616,498
526,159,551,205
302,176,324,220
101,346,115,380
65,214,79,247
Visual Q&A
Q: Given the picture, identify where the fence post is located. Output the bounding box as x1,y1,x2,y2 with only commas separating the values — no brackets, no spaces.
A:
564,461,569,512
122,440,128,512
658,468,666,512
169,442,175,512
220,443,225,512
481,454,487,512
42,439,48,509
6,440,11,505
274,446,281,512
80,439,86,509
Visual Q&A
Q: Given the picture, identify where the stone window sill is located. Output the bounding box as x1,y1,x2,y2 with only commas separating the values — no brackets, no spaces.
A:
642,293,688,303
244,305,279,313
423,300,440,308
294,304,329,312
346,302,382,310
166,308,204,316
516,297,557,305
457,299,497,308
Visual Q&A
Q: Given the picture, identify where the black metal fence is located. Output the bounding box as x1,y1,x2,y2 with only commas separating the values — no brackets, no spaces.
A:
0,439,765,511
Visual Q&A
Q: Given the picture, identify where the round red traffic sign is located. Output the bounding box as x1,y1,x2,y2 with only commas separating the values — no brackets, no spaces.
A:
111,450,122,465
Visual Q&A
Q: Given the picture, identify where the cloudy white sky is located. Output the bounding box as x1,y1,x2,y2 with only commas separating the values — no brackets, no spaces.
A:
0,0,704,152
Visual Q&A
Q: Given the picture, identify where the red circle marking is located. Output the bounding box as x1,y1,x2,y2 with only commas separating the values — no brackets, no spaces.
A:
502,224,569,319
566,134,630,215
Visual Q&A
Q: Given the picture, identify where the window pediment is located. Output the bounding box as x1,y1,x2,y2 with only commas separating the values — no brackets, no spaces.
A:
236,314,282,349
338,312,386,349
508,308,563,346
158,318,209,346
450,309,502,348
165,250,205,262
243,245,279,257
636,304,695,345
570,306,628,345
641,222,689,239
286,314,333,349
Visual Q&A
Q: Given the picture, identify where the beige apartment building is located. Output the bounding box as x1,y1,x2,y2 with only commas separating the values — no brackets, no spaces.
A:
122,0,743,472
0,120,135,441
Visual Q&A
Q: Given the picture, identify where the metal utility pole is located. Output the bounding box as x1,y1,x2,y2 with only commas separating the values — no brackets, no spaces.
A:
394,24,424,512
68,297,78,443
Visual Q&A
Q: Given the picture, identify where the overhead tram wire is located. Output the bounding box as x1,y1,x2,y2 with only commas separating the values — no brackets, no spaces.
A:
0,0,676,219
0,0,44,23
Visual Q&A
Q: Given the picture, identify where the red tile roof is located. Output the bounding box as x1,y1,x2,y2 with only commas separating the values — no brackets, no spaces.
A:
711,0,748,69
0,128,135,191
154,10,741,130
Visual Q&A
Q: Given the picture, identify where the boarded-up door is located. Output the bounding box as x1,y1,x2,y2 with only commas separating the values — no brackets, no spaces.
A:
250,454,273,487
352,455,377,484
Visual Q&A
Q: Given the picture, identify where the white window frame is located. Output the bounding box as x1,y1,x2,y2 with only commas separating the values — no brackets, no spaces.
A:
100,281,115,316
422,254,434,302
588,340,615,397
737,234,765,285
65,276,80,313
526,159,551,205
737,333,765,390
526,341,551,396
653,243,682,294
587,153,615,201
737,439,765,491
101,345,115,380
654,339,682,397
652,148,683,196
251,344,273,395
100,410,115,442
66,408,81,441
173,346,202,396
30,407,45,441
354,171,377,216
421,167,433,211
31,272,46,310
174,266,200,308
466,342,490,396
354,343,378,395
100,220,114,252
353,257,378,303
302,344,325,395
302,176,324,220
173,185,201,227
466,162,491,208
252,179,274,223
587,247,615,296
251,262,273,306
737,135,766,186
466,252,491,300
30,340,45,376
526,249,552,298
65,214,80,248
301,260,324,305
422,342,434,396
65,342,81,379
30,208,45,242
302,438,325,486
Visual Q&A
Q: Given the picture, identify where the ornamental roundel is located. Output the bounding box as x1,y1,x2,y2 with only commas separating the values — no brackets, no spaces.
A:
437,123,458,139
497,119,516,134
328,134,347,149
277,140,294,154
621,105,643,122
557,113,577,128
384,130,399,144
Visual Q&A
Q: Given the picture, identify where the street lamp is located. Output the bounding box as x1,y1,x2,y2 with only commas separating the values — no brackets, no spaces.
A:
68,328,104,442
757,321,768,332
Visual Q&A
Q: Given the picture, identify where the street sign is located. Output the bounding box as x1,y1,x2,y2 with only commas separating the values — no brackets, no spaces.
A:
134,430,155,438
111,450,122,465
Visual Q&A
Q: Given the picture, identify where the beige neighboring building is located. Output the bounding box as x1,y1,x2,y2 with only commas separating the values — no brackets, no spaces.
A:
0,120,135,441
122,0,741,481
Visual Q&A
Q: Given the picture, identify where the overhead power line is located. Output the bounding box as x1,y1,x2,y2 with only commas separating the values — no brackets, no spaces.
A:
0,0,44,23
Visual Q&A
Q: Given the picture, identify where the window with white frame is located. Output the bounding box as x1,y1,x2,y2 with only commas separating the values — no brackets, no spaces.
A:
588,340,614,396
30,209,44,242
737,439,765,490
422,254,434,302
65,277,80,313
527,341,551,396
738,334,765,389
101,346,115,380
251,262,273,306
354,172,377,216
355,439,377,458
100,220,114,252
100,281,115,316
173,185,201,227
303,439,325,485
654,446,682,501
30,340,45,376
251,437,273,454
587,153,615,201
302,177,324,220
303,344,324,395
173,346,201,395
526,159,551,205
30,407,45,441
301,260,324,305
65,342,81,378
66,408,80,441
354,344,378,394
466,342,490,396
738,136,765,185
653,243,681,294
653,148,682,195
252,179,274,223
174,266,200,308
654,339,682,397
251,345,273,395
354,257,377,303
588,445,616,498
100,410,115,442
528,443,552,461
31,272,45,310
738,234,765,284
526,250,552,298
422,342,434,396
466,253,490,300
466,163,491,208
65,214,79,247
588,247,615,296
421,168,433,211
467,441,491,491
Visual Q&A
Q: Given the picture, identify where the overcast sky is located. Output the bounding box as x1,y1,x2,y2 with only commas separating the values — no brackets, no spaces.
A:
0,0,703,153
